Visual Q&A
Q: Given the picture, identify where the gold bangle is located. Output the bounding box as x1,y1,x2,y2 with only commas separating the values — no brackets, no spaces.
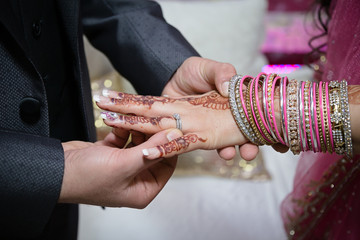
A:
287,79,300,154
316,82,326,152
304,81,312,151
322,82,333,153
246,77,267,145
252,74,276,145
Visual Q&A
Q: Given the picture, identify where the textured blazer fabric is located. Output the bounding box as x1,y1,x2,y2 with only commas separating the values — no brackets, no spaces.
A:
0,0,198,238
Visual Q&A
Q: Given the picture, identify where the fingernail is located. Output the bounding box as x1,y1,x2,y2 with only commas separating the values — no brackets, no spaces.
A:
162,94,169,97
166,129,182,141
142,149,149,156
142,147,160,159
221,81,230,97
100,112,119,121
102,89,110,97
93,95,101,103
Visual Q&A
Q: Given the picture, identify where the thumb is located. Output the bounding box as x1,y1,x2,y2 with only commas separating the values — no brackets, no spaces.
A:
201,59,236,97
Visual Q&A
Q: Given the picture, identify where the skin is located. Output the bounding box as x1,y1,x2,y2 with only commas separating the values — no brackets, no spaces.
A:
96,85,360,160
58,57,244,206
162,56,259,160
96,90,248,159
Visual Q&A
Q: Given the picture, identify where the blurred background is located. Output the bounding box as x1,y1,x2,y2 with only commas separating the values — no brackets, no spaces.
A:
79,0,318,239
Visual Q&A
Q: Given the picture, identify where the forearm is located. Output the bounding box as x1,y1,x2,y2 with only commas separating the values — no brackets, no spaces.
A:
348,86,360,154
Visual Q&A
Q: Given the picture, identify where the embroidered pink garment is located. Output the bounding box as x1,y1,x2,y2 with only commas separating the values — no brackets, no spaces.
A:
281,0,360,239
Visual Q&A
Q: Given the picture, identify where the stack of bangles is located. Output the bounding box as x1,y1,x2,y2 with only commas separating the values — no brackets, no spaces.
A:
228,73,353,159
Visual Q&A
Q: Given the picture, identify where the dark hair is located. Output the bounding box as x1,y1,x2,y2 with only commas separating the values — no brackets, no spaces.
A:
305,0,332,64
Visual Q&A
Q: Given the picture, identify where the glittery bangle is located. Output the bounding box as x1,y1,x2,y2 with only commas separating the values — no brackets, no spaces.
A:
287,79,300,154
229,74,259,145
263,73,278,141
340,79,353,158
235,75,260,144
319,81,326,152
329,80,345,155
304,81,313,151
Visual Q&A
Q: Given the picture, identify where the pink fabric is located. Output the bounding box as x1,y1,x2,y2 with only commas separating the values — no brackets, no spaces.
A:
280,0,360,239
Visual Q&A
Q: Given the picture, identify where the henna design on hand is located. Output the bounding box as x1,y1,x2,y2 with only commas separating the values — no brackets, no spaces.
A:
181,92,229,110
112,92,176,109
112,91,229,110
118,115,171,126
156,134,207,157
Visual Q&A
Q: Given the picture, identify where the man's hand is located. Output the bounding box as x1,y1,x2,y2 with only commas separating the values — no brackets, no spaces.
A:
162,56,235,97
59,129,182,208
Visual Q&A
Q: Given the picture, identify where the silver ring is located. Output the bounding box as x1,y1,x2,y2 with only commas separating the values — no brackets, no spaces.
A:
173,113,182,130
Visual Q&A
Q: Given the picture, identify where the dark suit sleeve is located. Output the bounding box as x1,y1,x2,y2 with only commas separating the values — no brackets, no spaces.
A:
80,0,199,95
0,129,64,238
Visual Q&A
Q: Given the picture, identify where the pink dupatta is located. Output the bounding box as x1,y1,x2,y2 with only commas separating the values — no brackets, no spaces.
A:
281,0,360,239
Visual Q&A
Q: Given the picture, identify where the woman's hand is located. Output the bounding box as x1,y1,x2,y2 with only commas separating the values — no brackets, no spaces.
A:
162,56,259,160
95,90,247,159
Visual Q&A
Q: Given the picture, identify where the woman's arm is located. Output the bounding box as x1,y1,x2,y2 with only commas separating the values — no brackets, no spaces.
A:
95,75,359,159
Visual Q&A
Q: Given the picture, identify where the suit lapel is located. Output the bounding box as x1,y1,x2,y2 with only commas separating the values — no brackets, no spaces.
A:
0,0,29,53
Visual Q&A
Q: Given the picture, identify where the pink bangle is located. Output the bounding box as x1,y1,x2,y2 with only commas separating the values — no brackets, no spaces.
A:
312,82,320,152
271,76,286,145
308,83,315,152
263,73,278,141
300,81,307,151
255,73,271,134
319,82,326,148
251,74,273,143
282,77,289,146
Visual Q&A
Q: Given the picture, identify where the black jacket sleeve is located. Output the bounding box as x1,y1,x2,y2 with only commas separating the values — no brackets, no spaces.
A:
0,129,64,238
81,0,200,95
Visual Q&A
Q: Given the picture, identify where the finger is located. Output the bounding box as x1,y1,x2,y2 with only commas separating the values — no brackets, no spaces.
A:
142,133,208,160
239,143,259,161
100,112,176,134
216,146,237,160
94,92,176,116
201,60,236,97
123,129,183,170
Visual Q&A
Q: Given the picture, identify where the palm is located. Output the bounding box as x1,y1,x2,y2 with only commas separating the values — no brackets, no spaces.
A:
60,131,177,208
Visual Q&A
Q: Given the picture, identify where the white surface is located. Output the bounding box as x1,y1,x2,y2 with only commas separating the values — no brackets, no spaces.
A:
159,0,268,76
79,147,298,240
